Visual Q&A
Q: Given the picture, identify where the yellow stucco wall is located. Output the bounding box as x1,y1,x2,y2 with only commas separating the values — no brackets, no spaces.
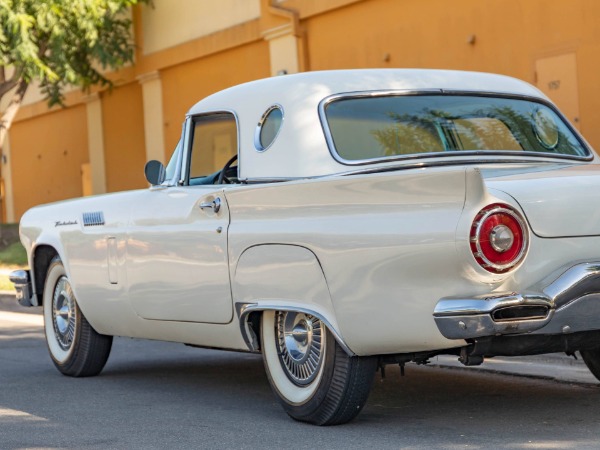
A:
160,40,271,158
10,105,88,219
5,0,600,222
102,82,147,192
303,0,600,149
141,0,260,55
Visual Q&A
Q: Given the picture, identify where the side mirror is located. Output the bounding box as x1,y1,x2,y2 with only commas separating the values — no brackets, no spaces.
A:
144,160,166,186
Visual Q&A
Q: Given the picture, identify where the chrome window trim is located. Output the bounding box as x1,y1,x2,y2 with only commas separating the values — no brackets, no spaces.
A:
156,120,187,188
182,110,241,186
176,116,191,186
318,89,594,166
254,104,284,152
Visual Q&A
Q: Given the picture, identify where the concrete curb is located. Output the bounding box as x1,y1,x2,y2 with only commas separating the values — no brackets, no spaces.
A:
431,354,599,386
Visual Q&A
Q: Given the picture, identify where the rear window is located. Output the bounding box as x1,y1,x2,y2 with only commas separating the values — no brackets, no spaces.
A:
323,94,588,162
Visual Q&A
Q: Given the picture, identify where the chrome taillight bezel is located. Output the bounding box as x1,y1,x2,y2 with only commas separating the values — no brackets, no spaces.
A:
470,204,529,273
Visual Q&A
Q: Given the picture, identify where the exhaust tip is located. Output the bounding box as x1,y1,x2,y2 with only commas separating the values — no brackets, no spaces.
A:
492,305,550,322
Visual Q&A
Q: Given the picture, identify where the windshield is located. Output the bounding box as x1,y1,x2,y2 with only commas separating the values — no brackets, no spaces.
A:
324,94,589,162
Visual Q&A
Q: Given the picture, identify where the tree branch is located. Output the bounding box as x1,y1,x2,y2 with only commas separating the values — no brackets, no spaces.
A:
0,79,29,151
0,79,19,99
0,67,23,99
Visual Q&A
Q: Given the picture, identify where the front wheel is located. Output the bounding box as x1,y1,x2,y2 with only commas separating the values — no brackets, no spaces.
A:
261,310,377,425
43,257,113,377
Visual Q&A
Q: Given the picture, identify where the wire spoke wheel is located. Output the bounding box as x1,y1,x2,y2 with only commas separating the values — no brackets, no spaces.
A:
52,276,77,351
275,311,325,386
261,310,377,425
43,257,113,377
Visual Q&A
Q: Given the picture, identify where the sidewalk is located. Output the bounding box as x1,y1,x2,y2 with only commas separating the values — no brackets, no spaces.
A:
1,292,598,386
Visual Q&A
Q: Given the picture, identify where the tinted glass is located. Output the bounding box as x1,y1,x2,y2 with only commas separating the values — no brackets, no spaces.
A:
325,95,588,161
188,113,237,180
258,107,283,150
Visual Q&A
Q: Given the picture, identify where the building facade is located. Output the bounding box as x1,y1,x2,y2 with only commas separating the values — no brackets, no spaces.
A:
2,0,599,222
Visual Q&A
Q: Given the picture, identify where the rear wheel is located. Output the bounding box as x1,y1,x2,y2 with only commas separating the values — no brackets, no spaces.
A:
580,349,600,381
261,310,377,425
43,257,113,377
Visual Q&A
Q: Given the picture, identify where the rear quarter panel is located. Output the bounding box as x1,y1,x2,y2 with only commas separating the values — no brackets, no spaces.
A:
227,166,474,355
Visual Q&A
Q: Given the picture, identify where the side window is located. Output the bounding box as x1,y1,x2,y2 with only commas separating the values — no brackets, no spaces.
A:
255,105,283,151
187,112,238,184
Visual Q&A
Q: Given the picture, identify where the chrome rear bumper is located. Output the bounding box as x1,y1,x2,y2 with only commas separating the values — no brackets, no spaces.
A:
9,269,37,307
434,263,600,340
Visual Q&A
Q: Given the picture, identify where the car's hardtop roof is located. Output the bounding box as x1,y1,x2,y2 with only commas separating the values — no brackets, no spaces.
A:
187,69,547,115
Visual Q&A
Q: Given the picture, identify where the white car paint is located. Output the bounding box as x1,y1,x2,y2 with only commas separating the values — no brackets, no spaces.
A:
17,69,600,357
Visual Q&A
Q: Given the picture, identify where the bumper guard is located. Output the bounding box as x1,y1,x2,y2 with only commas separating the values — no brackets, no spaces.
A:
9,269,37,307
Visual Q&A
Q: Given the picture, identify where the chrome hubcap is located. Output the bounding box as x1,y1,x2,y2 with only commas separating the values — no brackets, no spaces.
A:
52,276,76,351
275,311,325,386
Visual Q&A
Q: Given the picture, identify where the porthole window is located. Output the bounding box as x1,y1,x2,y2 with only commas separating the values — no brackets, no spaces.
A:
255,105,283,151
532,107,559,150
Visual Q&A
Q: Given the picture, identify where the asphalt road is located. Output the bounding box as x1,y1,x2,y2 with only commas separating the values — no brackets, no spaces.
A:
2,297,600,449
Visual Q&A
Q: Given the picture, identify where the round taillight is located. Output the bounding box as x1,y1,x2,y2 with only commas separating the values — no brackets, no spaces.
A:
470,203,528,273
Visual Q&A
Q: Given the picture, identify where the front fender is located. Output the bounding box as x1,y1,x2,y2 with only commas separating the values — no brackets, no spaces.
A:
20,209,70,305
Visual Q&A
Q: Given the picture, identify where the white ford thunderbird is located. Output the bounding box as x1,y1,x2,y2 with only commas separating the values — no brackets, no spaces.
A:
12,69,600,425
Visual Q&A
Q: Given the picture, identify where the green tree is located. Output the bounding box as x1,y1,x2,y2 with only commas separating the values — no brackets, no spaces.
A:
0,0,148,150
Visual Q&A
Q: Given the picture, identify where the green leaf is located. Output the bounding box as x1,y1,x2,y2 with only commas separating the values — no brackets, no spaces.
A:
0,0,150,106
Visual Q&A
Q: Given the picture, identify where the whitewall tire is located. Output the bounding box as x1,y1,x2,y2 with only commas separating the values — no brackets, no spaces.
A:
261,310,377,425
43,257,112,377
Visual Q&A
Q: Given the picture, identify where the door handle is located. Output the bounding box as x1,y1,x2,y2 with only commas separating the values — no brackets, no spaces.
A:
199,197,221,213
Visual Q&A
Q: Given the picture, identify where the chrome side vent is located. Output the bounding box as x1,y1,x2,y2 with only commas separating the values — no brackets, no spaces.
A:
82,211,105,227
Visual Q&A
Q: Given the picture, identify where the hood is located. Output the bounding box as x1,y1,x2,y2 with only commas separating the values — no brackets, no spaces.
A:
484,163,600,238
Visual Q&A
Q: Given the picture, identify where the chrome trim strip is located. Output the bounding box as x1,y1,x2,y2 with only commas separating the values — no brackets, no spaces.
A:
318,90,593,167
433,262,600,340
235,302,355,356
335,157,575,177
254,104,284,152
337,157,590,178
